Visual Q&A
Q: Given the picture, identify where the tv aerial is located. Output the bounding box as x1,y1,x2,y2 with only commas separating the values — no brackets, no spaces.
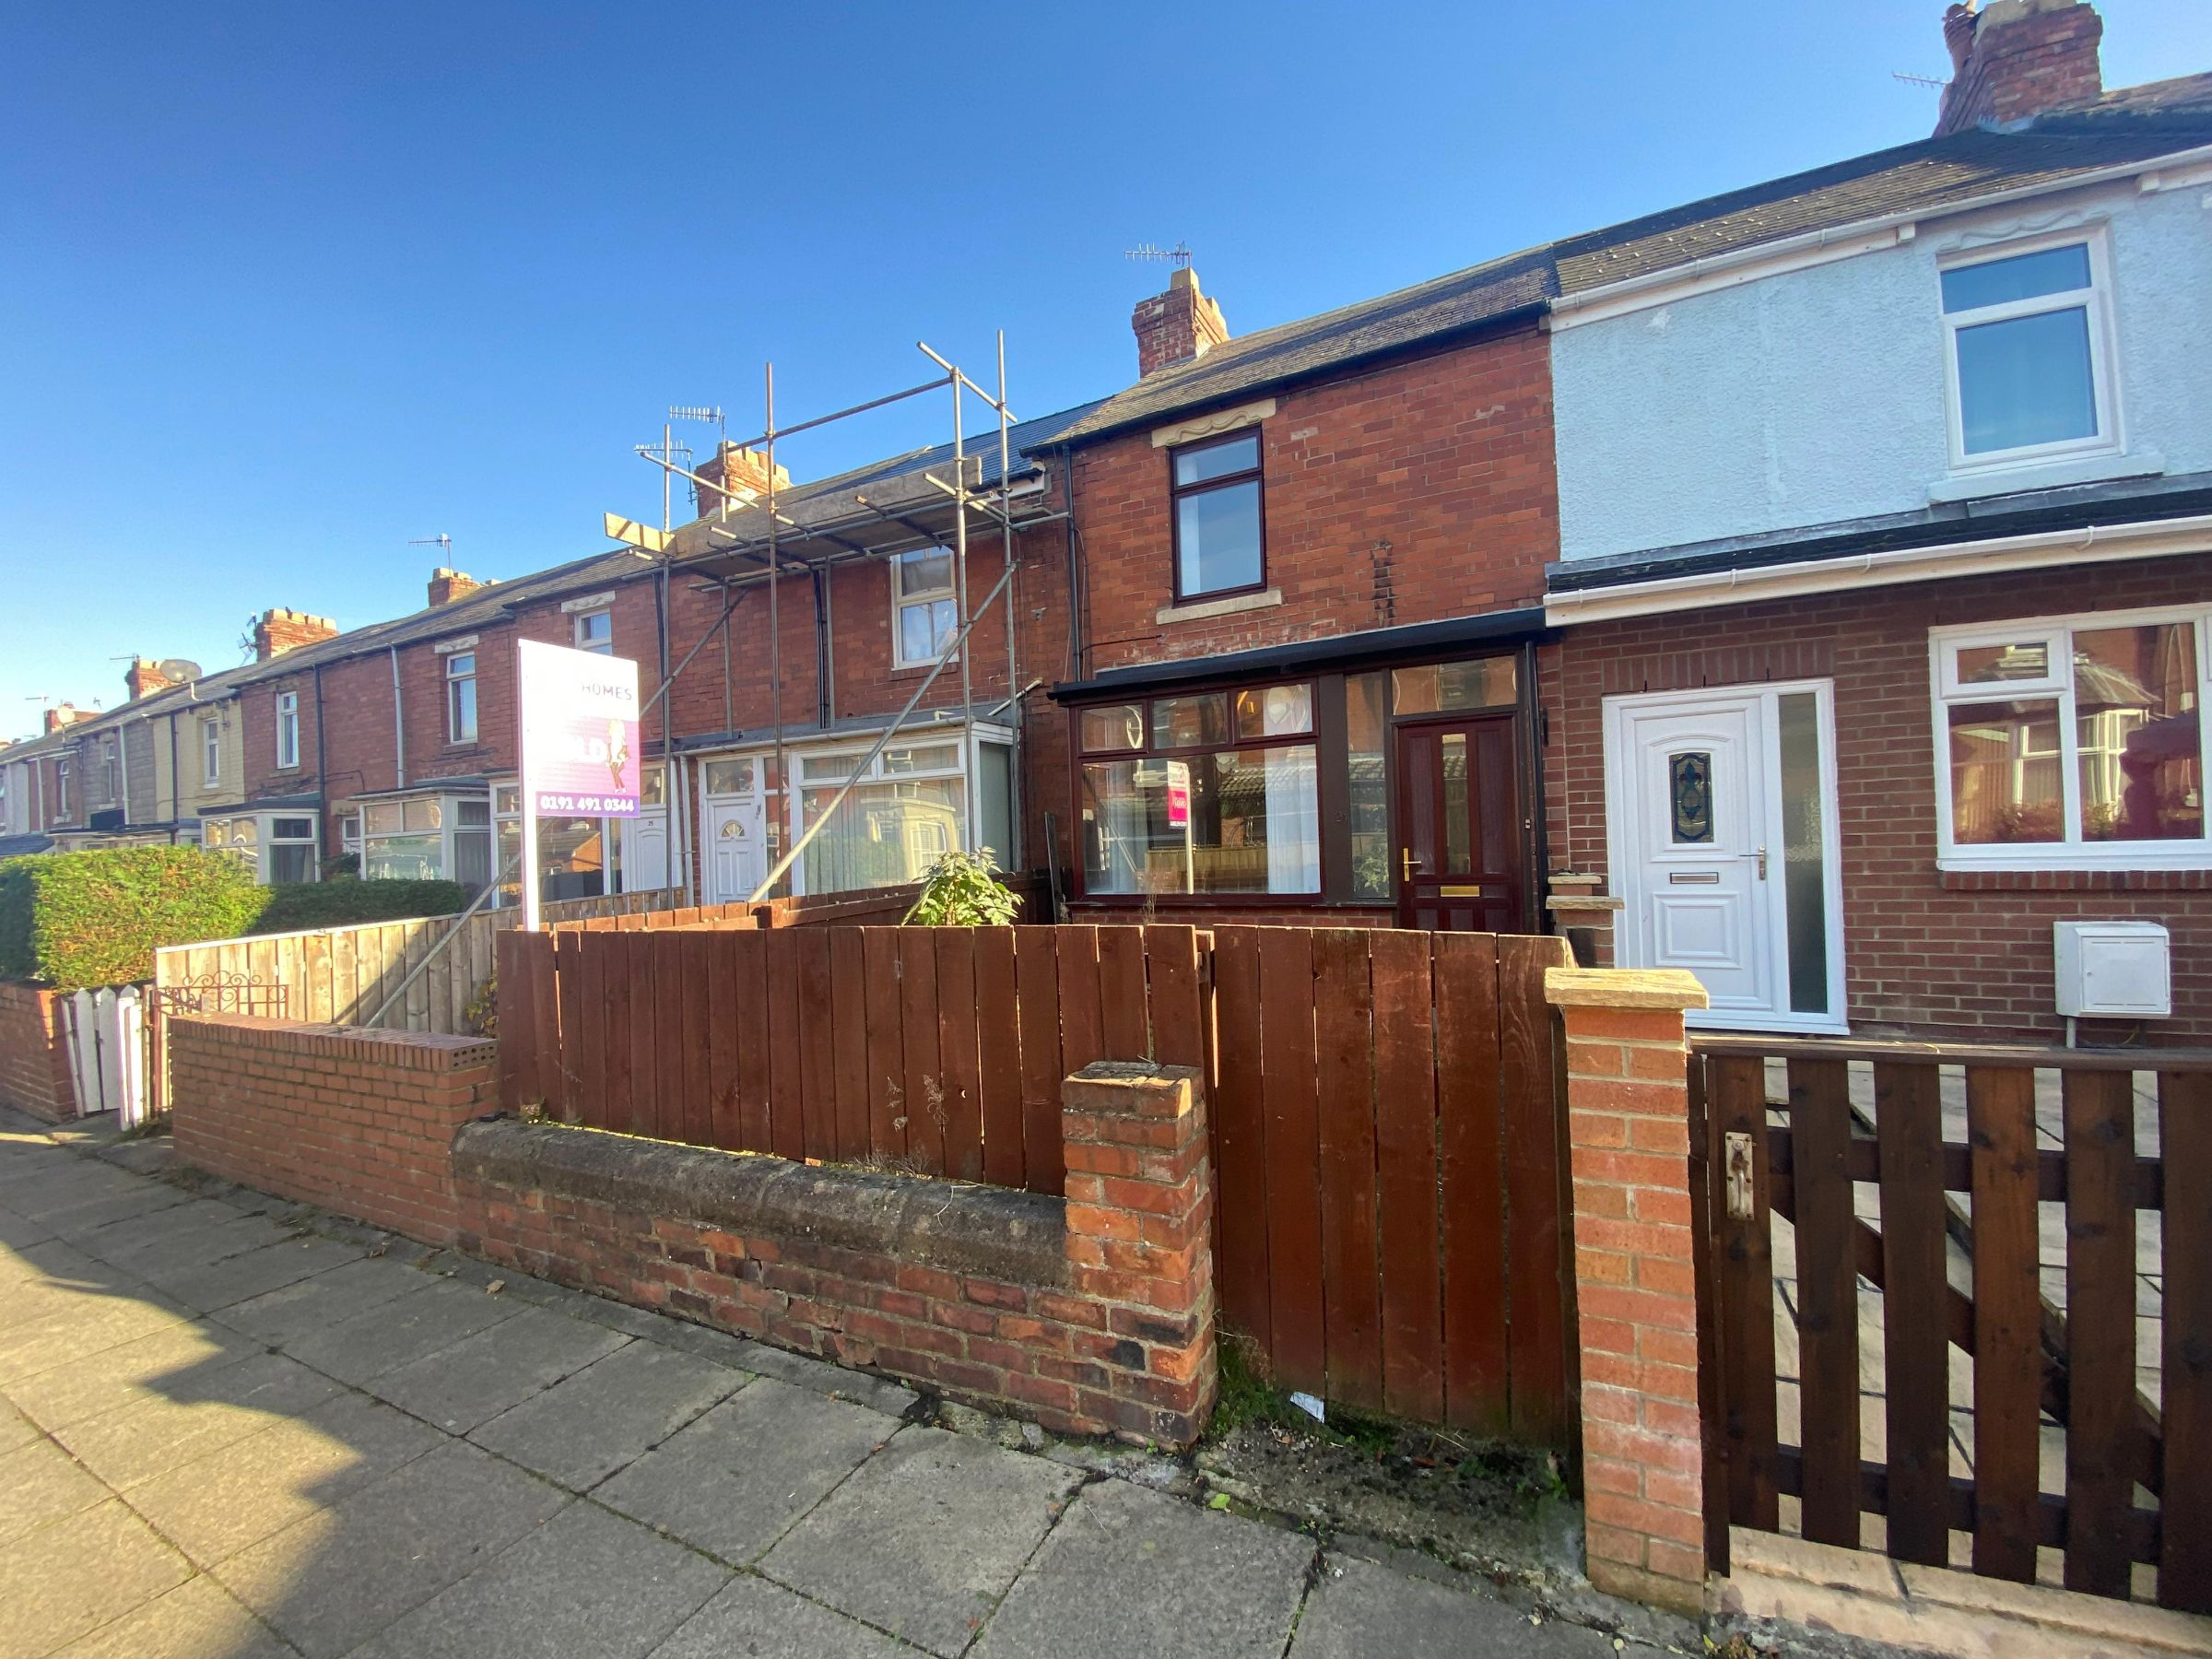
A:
1125,241,1193,270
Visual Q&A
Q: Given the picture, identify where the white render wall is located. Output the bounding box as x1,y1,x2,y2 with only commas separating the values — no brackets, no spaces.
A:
1552,176,2212,564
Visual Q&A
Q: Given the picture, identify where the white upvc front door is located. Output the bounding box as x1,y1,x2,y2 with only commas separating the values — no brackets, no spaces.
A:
618,808,670,894
703,794,764,905
1604,681,1845,1032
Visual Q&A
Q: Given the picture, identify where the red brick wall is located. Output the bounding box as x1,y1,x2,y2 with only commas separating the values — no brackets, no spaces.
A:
170,1015,496,1243
240,667,321,807
0,984,76,1121
1551,554,2212,1041
1069,325,1558,676
455,1061,1217,1444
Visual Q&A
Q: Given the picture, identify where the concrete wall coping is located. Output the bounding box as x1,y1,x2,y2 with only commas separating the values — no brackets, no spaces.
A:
453,1118,1067,1288
1546,966,1711,1012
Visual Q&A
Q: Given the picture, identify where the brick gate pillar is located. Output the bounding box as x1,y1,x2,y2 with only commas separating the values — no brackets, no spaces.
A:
1546,966,1712,1617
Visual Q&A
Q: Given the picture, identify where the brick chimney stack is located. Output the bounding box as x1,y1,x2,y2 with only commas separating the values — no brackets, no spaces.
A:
692,441,793,517
1132,267,1230,378
42,703,98,735
124,659,173,702
253,608,340,663
1935,0,2104,137
427,568,483,608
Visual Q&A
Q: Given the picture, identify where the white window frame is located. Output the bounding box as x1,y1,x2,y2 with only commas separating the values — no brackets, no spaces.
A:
573,608,614,655
446,652,478,744
889,548,959,670
1930,602,2211,872
1938,229,2122,476
790,733,983,896
275,691,300,771
201,716,221,787
56,758,72,820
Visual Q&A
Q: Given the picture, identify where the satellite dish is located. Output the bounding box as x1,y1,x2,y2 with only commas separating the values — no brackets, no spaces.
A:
158,659,204,683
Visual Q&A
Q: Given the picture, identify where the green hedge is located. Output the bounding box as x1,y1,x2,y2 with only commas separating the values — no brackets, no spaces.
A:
248,878,468,935
0,847,268,993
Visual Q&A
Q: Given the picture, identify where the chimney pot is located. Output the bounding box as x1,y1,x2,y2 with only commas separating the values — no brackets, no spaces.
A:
42,702,97,735
1132,265,1230,378
253,607,341,663
427,568,484,608
1935,0,2103,137
124,658,173,702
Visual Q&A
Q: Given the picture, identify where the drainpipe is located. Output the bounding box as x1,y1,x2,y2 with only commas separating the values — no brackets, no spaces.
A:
166,714,179,836
312,662,328,876
1060,443,1084,681
389,646,407,789
812,567,832,728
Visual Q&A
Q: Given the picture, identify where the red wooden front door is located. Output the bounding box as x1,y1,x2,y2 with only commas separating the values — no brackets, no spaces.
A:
1394,714,1524,931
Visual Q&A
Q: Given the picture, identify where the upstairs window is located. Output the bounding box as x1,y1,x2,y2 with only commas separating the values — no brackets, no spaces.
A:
201,716,221,786
1933,606,2208,869
892,548,959,668
275,691,300,770
1170,431,1264,601
446,653,478,744
56,758,72,820
1940,237,2114,468
574,609,613,655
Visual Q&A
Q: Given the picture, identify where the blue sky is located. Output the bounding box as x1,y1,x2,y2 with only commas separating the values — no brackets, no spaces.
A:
5,1,2208,739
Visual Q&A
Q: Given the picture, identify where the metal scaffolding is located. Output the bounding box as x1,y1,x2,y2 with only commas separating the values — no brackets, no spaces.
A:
629,338,1054,905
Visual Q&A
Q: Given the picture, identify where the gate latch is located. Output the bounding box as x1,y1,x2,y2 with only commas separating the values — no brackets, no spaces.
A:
1724,1132,1756,1220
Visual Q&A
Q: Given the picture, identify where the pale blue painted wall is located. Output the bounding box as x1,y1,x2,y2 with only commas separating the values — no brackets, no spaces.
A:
1553,180,2212,564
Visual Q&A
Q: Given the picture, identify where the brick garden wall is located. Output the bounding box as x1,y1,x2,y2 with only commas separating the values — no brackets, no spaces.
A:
170,1014,497,1243
0,983,76,1122
1549,552,2212,1041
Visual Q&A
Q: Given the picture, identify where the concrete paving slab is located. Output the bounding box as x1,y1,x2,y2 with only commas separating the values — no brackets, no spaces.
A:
975,1477,1313,1659
364,1304,631,1433
0,1205,56,1251
654,1573,913,1659
283,1276,520,1383
0,1435,111,1546
347,1498,730,1659
122,1390,444,1566
0,1497,193,1658
47,1573,298,1659
0,1166,147,1219
0,1289,194,1386
38,1182,194,1239
597,1378,897,1564
761,1424,1083,1657
212,1254,436,1347
141,1235,364,1315
98,1212,295,1279
1289,1554,1618,1657
468,1338,747,1491
729,1339,924,1418
0,1236,133,1300
214,1439,571,1659
0,1396,38,1453
0,1316,262,1433
67,1197,258,1262
56,1350,346,1490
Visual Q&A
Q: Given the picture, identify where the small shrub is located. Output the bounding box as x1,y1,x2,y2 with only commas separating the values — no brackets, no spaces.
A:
902,849,1021,927
249,878,468,935
319,852,361,880
0,847,267,992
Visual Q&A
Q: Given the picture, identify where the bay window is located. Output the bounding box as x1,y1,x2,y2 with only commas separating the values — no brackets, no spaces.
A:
1078,681,1320,896
200,813,317,885
359,792,491,888
1933,606,2207,868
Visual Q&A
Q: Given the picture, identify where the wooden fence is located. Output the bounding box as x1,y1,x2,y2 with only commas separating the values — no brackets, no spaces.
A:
152,887,681,1037
498,920,1574,1442
1696,1035,2212,1610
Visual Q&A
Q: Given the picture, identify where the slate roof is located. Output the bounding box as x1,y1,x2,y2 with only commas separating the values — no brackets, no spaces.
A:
1041,90,2212,449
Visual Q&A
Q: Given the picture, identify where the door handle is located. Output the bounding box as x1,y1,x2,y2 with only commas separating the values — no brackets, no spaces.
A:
1401,847,1420,882
1755,846,1769,879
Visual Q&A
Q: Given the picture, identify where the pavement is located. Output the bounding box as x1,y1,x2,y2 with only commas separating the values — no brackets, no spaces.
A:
0,1106,1635,1659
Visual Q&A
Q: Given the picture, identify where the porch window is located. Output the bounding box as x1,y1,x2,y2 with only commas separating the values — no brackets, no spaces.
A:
798,740,971,893
361,797,447,881
891,548,959,668
1077,680,1319,896
200,814,317,885
1933,607,2208,869
1170,432,1264,601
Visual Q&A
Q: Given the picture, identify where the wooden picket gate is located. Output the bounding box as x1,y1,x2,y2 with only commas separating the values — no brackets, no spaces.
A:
1694,1035,2212,1610
498,920,1574,1444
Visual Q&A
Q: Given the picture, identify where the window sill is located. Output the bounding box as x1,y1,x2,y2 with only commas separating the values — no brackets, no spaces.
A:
1156,588,1283,626
1938,864,2212,891
1927,449,2163,504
